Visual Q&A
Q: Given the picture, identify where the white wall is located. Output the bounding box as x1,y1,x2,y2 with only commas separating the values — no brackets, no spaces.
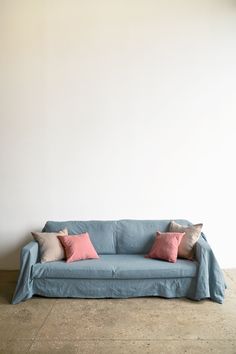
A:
1,0,236,269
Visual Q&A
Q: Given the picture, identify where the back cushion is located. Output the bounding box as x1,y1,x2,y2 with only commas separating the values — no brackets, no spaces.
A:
116,219,192,254
43,219,193,255
43,220,116,254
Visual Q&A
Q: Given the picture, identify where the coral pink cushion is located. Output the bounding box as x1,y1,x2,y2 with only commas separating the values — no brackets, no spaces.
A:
146,232,185,263
58,233,99,263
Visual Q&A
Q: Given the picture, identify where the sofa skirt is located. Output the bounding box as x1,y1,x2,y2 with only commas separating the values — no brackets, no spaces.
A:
32,277,198,300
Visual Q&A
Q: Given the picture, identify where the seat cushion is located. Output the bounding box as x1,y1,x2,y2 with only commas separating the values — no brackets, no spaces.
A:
32,255,197,280
111,255,197,279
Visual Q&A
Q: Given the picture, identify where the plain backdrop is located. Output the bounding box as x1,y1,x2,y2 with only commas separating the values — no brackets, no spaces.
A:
0,0,236,269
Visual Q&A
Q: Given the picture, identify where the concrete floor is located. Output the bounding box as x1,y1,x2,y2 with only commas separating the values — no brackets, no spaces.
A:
0,270,236,354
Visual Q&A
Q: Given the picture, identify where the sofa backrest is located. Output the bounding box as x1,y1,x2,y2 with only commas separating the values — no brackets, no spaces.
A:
43,219,192,255
43,220,116,254
115,220,169,254
115,219,192,254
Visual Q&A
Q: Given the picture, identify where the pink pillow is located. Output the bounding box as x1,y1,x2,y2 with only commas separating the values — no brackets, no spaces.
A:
146,232,185,263
58,233,99,263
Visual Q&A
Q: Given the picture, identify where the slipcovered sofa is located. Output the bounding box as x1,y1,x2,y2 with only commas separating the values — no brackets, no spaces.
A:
12,219,226,304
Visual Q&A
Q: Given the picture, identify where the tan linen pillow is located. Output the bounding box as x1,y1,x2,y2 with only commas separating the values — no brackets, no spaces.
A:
169,221,203,260
32,228,68,263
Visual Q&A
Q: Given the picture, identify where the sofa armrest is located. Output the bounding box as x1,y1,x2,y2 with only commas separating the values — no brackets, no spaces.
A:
12,241,39,304
195,233,212,259
194,234,226,303
22,240,39,263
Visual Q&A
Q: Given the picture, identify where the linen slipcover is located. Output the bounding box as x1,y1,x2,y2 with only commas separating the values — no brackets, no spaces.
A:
12,219,226,304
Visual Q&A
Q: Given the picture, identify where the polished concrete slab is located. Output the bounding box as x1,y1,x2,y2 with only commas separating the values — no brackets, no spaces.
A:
0,270,235,353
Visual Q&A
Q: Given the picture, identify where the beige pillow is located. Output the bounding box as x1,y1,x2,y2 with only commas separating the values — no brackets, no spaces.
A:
169,221,203,260
32,228,68,263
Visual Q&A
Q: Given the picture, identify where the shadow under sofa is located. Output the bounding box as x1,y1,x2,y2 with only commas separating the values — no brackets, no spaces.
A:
12,219,226,304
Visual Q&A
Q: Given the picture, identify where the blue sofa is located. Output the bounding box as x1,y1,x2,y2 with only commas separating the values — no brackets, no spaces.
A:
12,219,226,304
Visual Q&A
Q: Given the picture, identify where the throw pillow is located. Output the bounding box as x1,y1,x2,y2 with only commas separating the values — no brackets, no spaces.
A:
58,232,99,263
145,232,185,263
32,228,68,263
169,221,203,260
